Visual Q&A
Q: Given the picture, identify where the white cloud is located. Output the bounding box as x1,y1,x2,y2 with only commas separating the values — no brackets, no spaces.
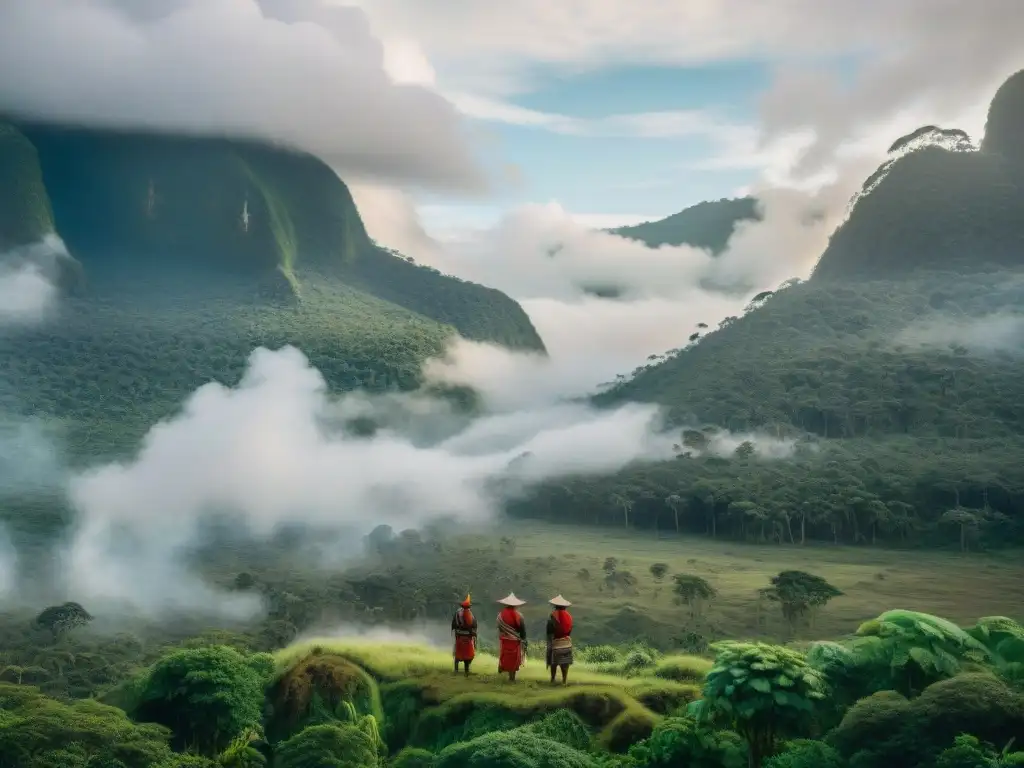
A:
347,0,1024,189
0,0,482,190
447,92,730,139
0,236,71,326
353,178,840,406
0,264,56,327
350,1,1024,92
0,526,16,600
897,313,1024,356
64,345,676,616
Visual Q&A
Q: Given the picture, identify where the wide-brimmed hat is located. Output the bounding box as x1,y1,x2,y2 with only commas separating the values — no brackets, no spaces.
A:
460,593,472,608
497,592,526,607
549,594,572,607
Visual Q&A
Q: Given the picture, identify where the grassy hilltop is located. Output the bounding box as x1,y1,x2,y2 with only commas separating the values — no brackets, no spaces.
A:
0,122,544,459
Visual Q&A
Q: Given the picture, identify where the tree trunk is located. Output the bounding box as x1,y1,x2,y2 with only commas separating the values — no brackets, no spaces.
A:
674,508,680,532
711,513,717,538
786,517,794,544
800,514,806,544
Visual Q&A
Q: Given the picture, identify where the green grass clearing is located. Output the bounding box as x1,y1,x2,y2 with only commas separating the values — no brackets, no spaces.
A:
490,521,1024,644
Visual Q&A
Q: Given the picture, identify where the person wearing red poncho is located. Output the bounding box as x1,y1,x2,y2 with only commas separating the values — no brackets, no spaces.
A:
545,594,574,685
451,594,478,676
495,593,528,681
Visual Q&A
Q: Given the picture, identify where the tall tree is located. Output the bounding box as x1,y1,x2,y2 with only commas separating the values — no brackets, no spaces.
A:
690,642,828,768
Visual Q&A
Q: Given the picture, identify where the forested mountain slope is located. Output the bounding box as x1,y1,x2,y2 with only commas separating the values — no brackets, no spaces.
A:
0,122,543,459
608,197,760,252
538,267,1024,548
6,121,543,351
534,70,1024,550
594,271,1024,439
812,69,1024,281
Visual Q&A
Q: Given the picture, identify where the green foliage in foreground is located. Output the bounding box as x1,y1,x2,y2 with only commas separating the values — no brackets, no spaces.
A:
689,642,828,768
133,646,272,755
0,607,1020,768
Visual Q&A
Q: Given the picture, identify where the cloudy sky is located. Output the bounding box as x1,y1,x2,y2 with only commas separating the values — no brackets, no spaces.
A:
4,0,1024,389
345,0,1024,235
4,0,1022,241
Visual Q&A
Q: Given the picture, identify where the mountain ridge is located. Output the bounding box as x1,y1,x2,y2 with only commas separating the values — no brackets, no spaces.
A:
0,119,545,352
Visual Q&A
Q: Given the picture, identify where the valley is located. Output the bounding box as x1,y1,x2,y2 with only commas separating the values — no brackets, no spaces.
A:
2,29,1024,768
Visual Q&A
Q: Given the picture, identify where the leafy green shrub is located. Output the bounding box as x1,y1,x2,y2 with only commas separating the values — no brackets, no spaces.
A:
132,646,270,756
434,729,599,768
156,756,218,768
651,655,713,682
852,610,992,695
581,646,623,665
390,747,435,768
599,708,659,753
763,739,843,768
690,642,828,768
274,723,381,768
935,734,1000,768
626,716,746,768
526,709,592,752
828,674,1024,768
0,683,176,767
623,649,657,675
410,688,634,751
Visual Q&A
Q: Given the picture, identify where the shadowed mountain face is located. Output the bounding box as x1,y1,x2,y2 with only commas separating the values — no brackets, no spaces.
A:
607,197,761,253
0,121,544,351
0,122,544,461
595,69,1024,441
812,69,1024,282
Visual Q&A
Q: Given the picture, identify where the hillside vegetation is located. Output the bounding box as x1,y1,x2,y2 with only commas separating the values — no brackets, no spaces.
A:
608,197,760,252
537,70,1024,550
812,69,1024,281
0,591,1021,768
0,122,544,461
11,121,543,351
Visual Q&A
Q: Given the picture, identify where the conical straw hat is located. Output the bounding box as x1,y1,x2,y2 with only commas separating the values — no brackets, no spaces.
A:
497,592,526,607
549,594,572,607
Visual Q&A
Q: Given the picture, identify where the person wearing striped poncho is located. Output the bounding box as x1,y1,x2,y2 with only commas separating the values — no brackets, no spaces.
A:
545,594,574,685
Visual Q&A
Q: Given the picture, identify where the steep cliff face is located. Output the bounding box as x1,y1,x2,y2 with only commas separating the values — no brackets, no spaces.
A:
1,122,545,350
0,123,55,250
0,123,85,292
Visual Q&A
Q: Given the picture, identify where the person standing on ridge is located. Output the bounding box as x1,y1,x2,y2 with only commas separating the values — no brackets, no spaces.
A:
451,594,478,676
496,593,527,682
546,595,574,685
